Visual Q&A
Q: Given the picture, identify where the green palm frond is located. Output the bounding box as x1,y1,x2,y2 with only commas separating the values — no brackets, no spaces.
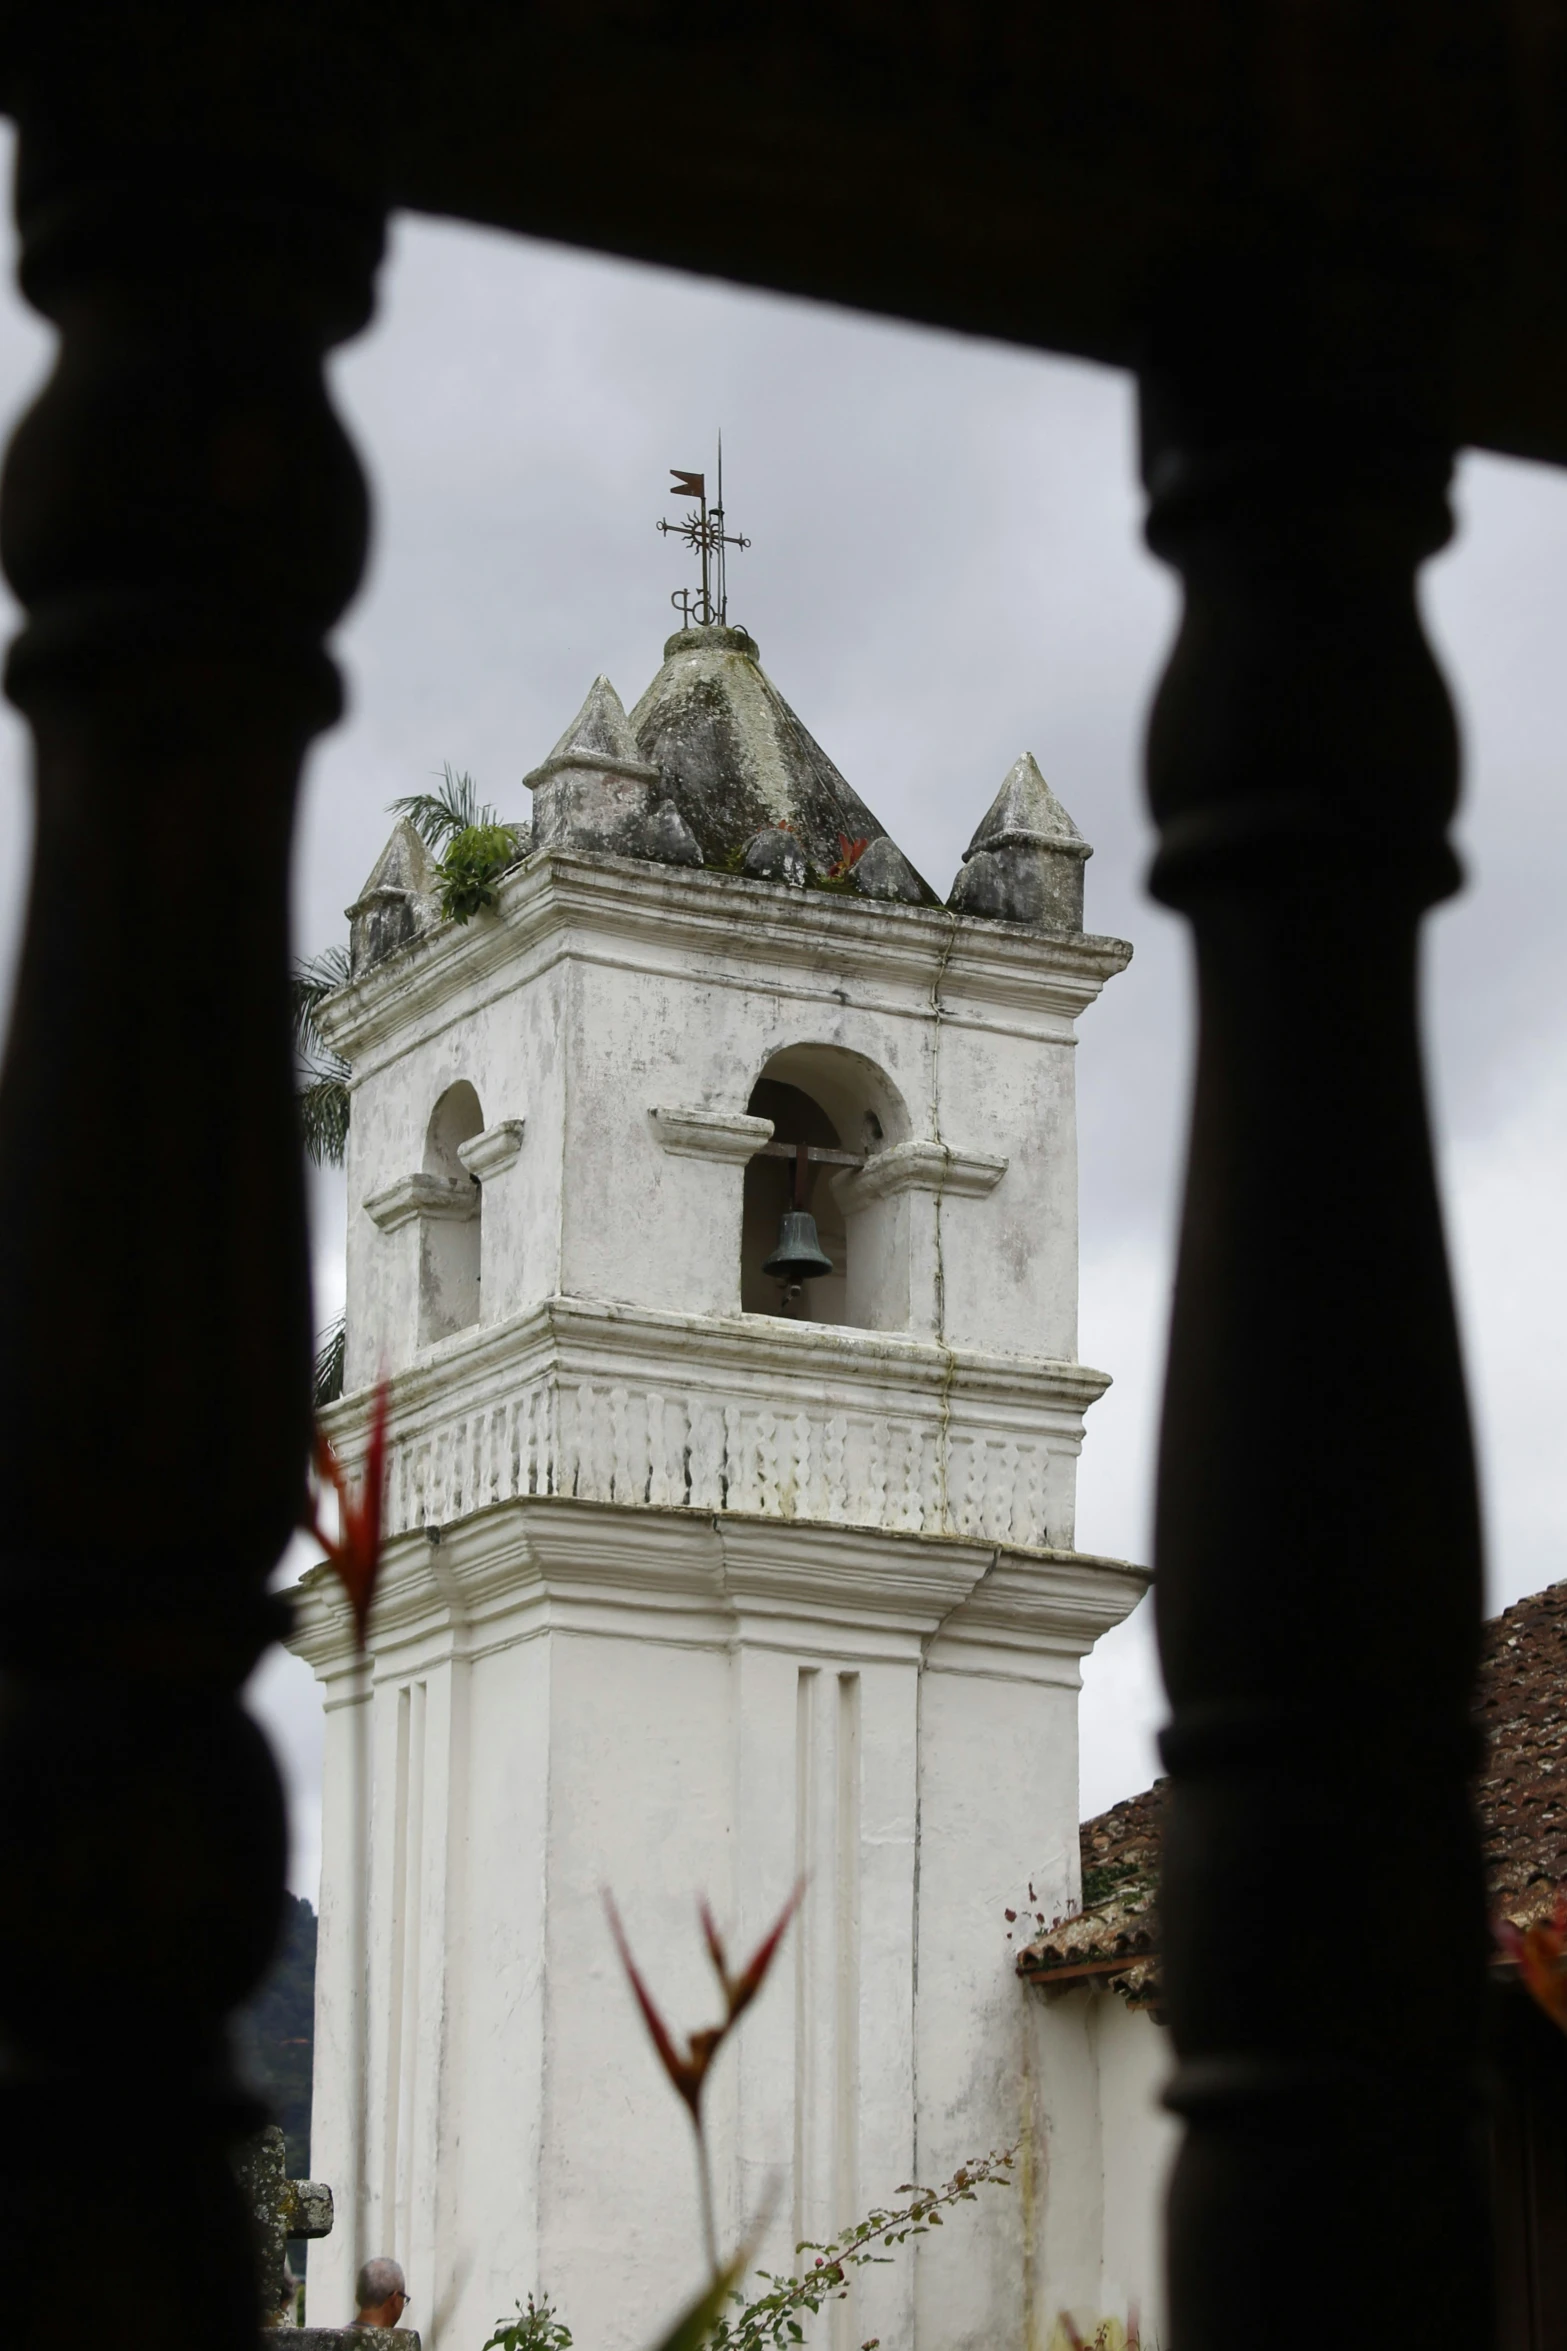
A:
312,1314,347,1410
291,943,352,1055
299,1068,351,1167
391,762,499,851
291,949,352,1167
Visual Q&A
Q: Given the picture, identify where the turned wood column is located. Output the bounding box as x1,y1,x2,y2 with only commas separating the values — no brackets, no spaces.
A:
1141,291,1491,2347
0,117,382,2350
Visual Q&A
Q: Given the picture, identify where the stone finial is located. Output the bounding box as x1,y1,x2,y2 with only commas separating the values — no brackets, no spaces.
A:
346,818,441,977
542,672,643,768
635,798,703,867
524,675,663,855
948,753,1092,931
853,834,925,903
742,824,809,887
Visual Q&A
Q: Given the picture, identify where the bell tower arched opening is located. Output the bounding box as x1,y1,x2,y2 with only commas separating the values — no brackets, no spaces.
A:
742,1079,849,1322
420,1079,484,1340
741,1045,909,1327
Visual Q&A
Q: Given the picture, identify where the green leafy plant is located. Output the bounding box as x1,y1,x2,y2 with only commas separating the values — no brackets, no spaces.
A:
710,2148,1016,2351
437,821,524,923
1081,1858,1145,1905
291,944,352,1167
610,1879,1014,2351
646,2260,747,2351
514,2156,1013,2351
482,2293,573,2351
392,762,499,851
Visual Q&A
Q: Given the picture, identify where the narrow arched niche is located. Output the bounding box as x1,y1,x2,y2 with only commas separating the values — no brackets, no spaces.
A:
741,1045,909,1327
421,1079,484,1341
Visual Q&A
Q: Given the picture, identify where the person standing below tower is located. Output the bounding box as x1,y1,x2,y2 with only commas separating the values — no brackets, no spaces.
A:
352,2257,410,2330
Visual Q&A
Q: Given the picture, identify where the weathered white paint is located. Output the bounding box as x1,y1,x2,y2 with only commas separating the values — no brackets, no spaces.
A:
319,850,1128,1383
293,839,1151,2348
1021,1988,1177,2349
318,1296,1108,1556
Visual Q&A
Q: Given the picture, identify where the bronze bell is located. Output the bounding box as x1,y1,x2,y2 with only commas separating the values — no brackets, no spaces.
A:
763,1207,834,1283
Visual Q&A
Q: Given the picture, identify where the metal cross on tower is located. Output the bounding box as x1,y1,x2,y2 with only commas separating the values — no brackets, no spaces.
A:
656,435,750,627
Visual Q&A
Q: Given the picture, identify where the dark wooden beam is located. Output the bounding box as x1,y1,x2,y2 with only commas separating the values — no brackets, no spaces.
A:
6,5,1567,462
1140,272,1492,2347
0,101,383,2351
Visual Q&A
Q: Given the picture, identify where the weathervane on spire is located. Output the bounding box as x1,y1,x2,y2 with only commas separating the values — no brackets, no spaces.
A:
656,434,750,627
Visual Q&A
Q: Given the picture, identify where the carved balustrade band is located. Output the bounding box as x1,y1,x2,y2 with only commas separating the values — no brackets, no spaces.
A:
0,114,383,2351
1141,289,1490,2350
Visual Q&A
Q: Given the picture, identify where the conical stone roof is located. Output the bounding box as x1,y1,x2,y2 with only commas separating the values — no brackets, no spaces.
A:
629,624,937,897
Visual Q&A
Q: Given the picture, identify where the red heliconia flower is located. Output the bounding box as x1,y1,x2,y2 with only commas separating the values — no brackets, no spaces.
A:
605,1883,803,2124
699,1889,802,2032
305,1380,389,1648
1499,1891,1567,2033
824,833,870,881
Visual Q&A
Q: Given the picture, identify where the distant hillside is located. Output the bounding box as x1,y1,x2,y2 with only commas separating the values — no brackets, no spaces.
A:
237,1891,317,2181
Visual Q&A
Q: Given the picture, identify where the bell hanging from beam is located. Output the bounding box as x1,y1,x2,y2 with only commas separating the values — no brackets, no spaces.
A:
763,1207,834,1284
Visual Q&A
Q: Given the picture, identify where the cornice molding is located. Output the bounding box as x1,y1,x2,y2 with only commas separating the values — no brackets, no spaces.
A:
320,1295,1112,1433
286,1495,1145,1683
649,1105,776,1164
523,748,661,789
716,1514,988,1642
317,849,1133,1063
363,1172,478,1231
837,1139,1008,1206
458,1119,526,1180
924,1549,1151,1682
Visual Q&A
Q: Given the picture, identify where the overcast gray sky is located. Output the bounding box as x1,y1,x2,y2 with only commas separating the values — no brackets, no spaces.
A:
3,146,1566,1898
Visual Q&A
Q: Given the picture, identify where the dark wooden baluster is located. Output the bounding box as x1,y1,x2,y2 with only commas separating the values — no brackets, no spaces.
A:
1142,290,1491,2346
0,124,382,2349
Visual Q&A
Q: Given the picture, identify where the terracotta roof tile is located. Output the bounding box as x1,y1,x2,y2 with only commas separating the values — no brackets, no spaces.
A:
1019,1780,1167,1998
1018,1578,1567,2004
1476,1580,1567,1929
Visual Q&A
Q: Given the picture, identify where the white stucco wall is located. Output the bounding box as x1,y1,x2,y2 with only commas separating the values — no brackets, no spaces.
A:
326,848,1129,1394
1021,1986,1177,2350
294,1505,1145,2350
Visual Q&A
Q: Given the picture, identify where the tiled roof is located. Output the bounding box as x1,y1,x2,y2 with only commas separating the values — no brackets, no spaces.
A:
1014,1779,1167,2005
1018,1578,1567,2006
1476,1579,1567,1929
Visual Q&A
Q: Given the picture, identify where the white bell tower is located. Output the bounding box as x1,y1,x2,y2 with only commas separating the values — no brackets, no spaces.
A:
292,619,1144,2351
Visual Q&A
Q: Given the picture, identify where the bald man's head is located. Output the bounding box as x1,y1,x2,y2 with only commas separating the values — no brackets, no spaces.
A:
354,2257,408,2326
